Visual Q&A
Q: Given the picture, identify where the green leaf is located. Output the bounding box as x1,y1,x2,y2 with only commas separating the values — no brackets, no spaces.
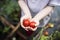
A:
40,35,49,40
3,26,10,33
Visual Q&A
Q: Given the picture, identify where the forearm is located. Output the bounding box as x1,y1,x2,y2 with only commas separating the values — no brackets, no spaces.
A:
18,0,32,18
32,6,54,21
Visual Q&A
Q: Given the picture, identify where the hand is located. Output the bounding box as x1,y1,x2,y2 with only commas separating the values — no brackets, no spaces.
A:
20,15,31,31
29,20,39,31
20,15,39,31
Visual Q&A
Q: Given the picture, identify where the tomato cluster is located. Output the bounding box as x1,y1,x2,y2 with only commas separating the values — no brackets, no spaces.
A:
23,19,36,29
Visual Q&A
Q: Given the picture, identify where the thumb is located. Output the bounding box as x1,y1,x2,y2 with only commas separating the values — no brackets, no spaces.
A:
34,20,39,26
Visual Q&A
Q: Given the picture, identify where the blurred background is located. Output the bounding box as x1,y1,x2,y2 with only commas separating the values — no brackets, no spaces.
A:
0,0,60,40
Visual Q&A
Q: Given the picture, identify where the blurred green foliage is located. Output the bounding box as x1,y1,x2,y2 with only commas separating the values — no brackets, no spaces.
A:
0,0,20,15
52,31,60,40
0,0,20,22
0,0,20,34
40,35,49,40
3,26,10,33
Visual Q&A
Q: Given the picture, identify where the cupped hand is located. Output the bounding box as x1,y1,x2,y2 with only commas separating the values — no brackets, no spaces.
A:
29,20,40,31
20,15,31,31
20,15,39,31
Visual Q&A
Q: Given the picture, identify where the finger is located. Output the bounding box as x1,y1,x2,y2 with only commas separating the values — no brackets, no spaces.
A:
30,27,37,31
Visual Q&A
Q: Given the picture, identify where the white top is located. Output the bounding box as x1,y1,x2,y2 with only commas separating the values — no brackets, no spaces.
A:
21,0,60,27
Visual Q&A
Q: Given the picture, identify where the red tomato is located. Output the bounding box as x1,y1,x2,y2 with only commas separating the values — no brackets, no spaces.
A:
30,21,36,28
43,31,49,36
23,19,30,27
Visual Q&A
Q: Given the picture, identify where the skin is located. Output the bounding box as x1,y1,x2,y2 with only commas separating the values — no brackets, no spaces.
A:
18,0,32,18
18,0,54,31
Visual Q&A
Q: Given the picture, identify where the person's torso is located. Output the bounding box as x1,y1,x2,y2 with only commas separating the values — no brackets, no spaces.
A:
27,0,49,13
21,0,51,27
22,0,50,17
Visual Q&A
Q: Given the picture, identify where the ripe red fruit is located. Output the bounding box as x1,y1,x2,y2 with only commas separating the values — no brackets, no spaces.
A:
30,21,36,28
23,19,30,27
43,31,49,36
